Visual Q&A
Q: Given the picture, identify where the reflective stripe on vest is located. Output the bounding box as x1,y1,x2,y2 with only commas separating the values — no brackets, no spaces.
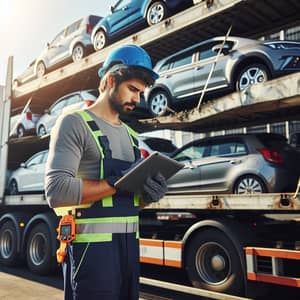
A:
74,216,139,243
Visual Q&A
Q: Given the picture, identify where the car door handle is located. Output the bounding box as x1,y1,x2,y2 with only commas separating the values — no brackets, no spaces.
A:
122,6,128,10
230,160,241,164
166,74,172,78
196,66,203,70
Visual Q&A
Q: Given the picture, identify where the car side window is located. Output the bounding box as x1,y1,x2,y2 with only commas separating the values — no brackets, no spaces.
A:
114,0,132,10
198,42,219,61
26,153,43,167
170,52,194,69
66,20,81,36
50,30,65,46
66,94,82,106
51,100,67,114
174,144,205,161
210,141,247,156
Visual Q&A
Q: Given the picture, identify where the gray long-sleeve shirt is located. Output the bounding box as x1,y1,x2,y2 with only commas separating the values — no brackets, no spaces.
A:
45,110,134,208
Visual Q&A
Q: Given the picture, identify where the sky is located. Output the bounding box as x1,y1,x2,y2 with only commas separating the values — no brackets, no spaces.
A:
0,0,116,86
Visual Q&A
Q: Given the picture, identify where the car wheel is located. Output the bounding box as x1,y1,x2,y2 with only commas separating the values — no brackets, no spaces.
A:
72,44,85,62
26,223,57,275
234,175,267,194
236,63,269,91
38,125,46,137
148,90,170,117
8,180,19,195
93,29,107,51
17,125,25,138
0,221,20,266
185,229,245,295
36,61,46,78
146,1,169,26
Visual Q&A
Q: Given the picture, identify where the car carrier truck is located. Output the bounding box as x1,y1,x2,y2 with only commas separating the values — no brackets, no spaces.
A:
1,0,300,298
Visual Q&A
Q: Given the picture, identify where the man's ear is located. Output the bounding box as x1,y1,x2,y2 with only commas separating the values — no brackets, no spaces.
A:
107,74,114,88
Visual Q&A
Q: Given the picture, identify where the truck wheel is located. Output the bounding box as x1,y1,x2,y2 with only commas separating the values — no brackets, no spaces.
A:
0,221,20,266
146,1,169,26
148,90,170,117
26,223,56,275
185,229,245,295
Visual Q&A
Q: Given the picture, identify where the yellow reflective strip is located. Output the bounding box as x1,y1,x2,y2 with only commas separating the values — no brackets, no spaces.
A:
75,216,138,224
123,123,138,139
102,195,113,207
134,194,140,207
74,233,112,243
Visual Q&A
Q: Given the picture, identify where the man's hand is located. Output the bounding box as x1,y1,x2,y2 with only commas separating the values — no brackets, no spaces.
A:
142,172,168,204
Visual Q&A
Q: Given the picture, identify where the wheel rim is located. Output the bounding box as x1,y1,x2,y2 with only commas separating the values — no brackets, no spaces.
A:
29,232,47,266
38,126,46,136
94,31,106,50
0,228,13,259
238,67,267,90
9,181,18,195
72,45,84,62
235,177,263,194
195,242,231,285
150,93,168,116
149,3,165,25
37,62,45,77
17,126,25,137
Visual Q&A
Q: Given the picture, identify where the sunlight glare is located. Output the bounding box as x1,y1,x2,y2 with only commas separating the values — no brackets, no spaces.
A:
0,2,14,23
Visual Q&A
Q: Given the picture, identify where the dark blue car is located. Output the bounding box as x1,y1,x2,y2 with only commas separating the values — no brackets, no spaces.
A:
91,0,194,51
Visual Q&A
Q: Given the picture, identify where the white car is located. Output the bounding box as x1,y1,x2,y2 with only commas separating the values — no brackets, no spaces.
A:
10,107,41,138
36,89,98,136
7,150,49,195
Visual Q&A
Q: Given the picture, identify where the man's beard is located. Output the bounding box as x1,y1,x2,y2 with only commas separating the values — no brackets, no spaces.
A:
109,89,136,115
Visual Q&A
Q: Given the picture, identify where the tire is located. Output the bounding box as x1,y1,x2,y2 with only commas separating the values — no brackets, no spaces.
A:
36,61,46,78
0,221,20,266
236,63,269,91
234,175,267,194
93,29,107,51
72,43,85,62
8,179,19,195
26,223,56,275
185,229,245,295
146,1,169,26
17,125,25,138
148,90,171,117
38,125,46,137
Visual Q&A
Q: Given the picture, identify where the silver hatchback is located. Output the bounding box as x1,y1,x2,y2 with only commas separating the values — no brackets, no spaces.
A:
144,36,300,116
167,133,300,194
14,15,101,85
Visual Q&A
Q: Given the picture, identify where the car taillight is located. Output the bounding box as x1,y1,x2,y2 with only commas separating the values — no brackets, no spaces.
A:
85,100,94,107
257,148,283,164
140,149,150,159
26,111,32,121
86,24,92,34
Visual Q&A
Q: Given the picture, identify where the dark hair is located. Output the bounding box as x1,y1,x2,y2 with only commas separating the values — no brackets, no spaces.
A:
107,63,155,87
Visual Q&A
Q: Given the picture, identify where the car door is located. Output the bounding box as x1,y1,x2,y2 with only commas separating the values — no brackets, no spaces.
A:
18,152,44,192
108,0,141,35
194,41,232,93
160,49,196,101
167,142,207,191
46,98,69,131
46,29,68,67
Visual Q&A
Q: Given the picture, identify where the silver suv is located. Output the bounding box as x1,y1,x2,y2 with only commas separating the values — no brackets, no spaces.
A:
167,133,300,194
144,36,300,116
14,15,101,85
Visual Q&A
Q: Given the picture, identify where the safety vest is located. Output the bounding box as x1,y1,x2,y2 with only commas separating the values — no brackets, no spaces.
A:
54,110,141,243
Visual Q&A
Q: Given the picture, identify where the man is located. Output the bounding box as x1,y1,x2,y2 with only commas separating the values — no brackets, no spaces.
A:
45,45,168,300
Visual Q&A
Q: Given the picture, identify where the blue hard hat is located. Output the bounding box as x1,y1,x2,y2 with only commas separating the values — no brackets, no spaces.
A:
98,44,159,81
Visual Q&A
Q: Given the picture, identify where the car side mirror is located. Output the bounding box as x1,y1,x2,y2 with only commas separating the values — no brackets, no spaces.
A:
110,5,114,13
212,43,231,55
44,108,50,114
20,162,26,168
47,42,50,49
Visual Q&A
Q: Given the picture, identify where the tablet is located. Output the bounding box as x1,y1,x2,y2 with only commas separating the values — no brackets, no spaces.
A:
115,152,184,193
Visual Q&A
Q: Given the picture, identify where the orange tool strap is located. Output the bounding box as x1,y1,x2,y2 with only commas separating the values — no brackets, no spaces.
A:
56,214,76,263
